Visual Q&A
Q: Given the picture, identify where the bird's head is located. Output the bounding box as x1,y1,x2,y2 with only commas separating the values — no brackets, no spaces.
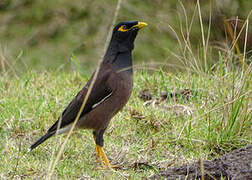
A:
110,21,147,52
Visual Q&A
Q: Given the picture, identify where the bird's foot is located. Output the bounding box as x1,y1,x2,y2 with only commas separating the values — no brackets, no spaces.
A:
95,145,120,169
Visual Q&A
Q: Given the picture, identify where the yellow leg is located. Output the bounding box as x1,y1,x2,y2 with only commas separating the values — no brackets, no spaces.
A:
93,135,110,168
93,136,101,161
95,145,101,159
93,135,119,169
96,145,111,168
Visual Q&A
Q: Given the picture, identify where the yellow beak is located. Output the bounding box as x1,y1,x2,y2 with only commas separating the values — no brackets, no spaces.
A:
134,22,148,29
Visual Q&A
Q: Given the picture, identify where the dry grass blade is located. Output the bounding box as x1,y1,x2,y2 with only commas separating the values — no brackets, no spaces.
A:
197,0,207,72
225,9,252,70
0,45,18,78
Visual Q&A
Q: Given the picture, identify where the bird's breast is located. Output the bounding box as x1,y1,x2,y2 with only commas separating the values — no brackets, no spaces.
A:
115,71,133,98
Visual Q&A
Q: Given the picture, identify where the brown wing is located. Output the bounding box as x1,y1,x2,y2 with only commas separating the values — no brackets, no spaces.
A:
48,68,113,133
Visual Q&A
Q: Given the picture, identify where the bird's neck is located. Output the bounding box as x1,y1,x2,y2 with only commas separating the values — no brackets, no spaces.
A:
113,52,133,73
104,43,133,74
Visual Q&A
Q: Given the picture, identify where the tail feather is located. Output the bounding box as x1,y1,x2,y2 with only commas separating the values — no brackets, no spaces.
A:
28,131,55,152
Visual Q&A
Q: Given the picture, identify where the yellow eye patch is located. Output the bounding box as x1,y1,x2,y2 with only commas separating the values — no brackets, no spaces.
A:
118,25,129,32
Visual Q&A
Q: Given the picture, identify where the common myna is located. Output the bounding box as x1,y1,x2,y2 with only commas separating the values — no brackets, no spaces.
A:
28,21,147,167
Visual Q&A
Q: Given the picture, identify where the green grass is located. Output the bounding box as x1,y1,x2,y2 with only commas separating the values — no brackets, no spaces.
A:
0,66,251,179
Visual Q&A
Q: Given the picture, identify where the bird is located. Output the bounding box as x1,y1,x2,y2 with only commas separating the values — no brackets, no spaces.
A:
28,21,147,168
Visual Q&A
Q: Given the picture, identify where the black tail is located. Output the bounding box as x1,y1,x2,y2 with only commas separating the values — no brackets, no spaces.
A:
28,131,55,152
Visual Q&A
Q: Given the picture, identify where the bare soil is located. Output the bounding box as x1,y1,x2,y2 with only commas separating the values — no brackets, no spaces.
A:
149,145,252,180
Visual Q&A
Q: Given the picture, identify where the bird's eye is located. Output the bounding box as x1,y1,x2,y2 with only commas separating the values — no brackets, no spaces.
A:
118,25,129,32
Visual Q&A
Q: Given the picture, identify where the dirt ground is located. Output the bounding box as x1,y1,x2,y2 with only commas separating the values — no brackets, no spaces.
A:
149,145,252,180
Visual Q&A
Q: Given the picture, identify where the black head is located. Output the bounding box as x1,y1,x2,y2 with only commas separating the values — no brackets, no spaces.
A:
104,21,147,71
113,21,147,34
109,21,147,52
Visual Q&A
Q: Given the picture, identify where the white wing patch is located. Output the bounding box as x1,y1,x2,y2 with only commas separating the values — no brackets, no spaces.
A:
56,123,73,135
92,92,113,109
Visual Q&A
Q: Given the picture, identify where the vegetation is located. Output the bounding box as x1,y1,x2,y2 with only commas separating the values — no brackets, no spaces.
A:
0,0,251,179
0,65,251,179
